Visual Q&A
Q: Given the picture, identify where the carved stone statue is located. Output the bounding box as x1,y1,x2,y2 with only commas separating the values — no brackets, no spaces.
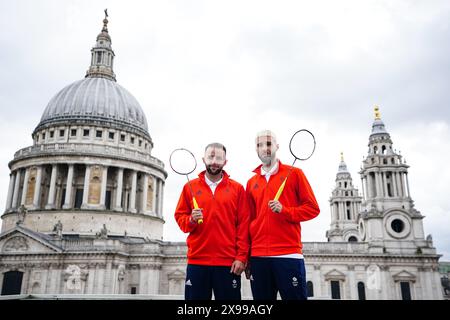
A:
118,266,126,281
53,220,63,238
16,205,27,225
96,224,108,239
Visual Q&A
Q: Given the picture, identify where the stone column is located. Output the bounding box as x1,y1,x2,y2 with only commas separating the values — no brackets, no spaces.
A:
382,172,388,198
348,266,357,300
381,266,390,299
364,175,373,199
139,265,146,293
129,171,137,213
99,166,108,208
96,265,105,294
330,203,335,223
63,164,74,209
398,172,405,198
432,267,444,300
46,164,58,209
12,170,22,208
421,268,433,300
40,265,49,294
405,173,411,198
6,172,16,210
375,172,382,198
20,168,30,205
391,172,398,197
93,264,100,294
313,265,322,297
152,178,157,213
360,177,366,200
44,264,53,294
141,174,148,214
104,261,112,293
114,168,124,211
86,264,96,294
32,166,43,209
159,180,164,218
82,165,91,208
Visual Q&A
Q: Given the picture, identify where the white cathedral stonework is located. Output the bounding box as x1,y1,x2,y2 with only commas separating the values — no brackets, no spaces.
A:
0,16,446,300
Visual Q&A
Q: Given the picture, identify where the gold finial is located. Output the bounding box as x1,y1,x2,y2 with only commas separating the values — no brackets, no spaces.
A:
102,9,109,32
374,106,381,120
340,152,344,162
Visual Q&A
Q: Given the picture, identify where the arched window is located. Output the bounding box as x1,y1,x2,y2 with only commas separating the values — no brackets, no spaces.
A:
307,281,314,297
348,236,357,242
358,282,366,300
382,145,386,155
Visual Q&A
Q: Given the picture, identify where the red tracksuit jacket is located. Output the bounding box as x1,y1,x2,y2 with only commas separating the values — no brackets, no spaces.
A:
174,171,250,266
246,161,320,256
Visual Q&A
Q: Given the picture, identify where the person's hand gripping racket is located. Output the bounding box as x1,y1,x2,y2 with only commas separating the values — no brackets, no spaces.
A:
270,129,316,213
170,148,203,224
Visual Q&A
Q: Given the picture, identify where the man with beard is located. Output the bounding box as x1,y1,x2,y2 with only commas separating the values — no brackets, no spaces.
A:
246,130,320,300
174,142,250,300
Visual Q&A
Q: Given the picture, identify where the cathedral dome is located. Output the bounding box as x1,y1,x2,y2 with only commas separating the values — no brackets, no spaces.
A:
34,77,149,136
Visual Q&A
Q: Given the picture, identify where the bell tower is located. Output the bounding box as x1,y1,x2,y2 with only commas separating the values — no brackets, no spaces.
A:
326,153,362,242
358,107,433,254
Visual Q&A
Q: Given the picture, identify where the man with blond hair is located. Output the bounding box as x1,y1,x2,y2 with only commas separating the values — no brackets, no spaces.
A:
246,130,320,300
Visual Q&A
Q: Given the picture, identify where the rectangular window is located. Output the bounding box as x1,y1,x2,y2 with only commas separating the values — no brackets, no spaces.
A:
50,131,54,138
59,129,65,137
42,133,46,140
105,190,111,210
83,129,90,137
331,281,341,299
96,130,103,138
109,132,115,140
400,282,411,300
71,129,77,137
120,134,126,142
138,140,142,147
130,137,135,144
60,188,66,208
131,287,137,294
74,189,83,209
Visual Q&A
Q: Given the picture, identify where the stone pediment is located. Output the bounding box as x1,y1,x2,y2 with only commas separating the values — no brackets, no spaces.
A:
0,226,62,254
392,270,416,282
324,269,346,281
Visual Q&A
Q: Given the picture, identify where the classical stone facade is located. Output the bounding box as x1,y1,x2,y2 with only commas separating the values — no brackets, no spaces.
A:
0,15,446,299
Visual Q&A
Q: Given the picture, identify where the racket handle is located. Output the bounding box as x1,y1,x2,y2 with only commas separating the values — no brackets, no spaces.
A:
274,178,287,201
192,197,203,224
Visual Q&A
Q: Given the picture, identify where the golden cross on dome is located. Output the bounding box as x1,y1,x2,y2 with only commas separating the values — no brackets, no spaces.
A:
374,106,381,120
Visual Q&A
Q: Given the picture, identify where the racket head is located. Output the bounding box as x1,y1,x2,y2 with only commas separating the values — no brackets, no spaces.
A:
169,148,197,175
289,129,316,161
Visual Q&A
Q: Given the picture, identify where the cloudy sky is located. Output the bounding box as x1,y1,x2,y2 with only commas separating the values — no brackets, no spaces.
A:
0,0,449,260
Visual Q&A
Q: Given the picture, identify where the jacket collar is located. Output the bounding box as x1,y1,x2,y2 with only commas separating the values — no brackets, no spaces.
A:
252,159,283,175
198,170,230,183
